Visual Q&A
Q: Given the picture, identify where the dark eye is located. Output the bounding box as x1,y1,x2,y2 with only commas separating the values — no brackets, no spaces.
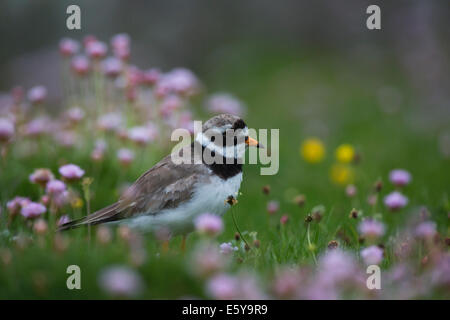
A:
234,136,238,145
245,136,249,142
211,136,215,142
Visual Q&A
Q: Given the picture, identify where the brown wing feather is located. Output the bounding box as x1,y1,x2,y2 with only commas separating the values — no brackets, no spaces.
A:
58,145,207,231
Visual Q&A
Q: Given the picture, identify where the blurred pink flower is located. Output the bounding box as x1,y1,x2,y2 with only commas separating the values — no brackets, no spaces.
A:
102,57,122,78
345,184,357,197
71,55,90,76
0,118,14,143
389,169,411,187
46,179,66,195
191,243,226,277
384,191,408,211
219,242,238,255
117,148,134,166
360,245,384,265
415,221,437,239
98,266,143,297
272,268,303,299
141,68,160,86
280,214,289,225
27,86,47,104
194,213,223,237
160,95,183,118
358,219,385,239
157,68,199,96
86,40,107,59
111,33,130,60
59,38,79,57
83,35,97,48
128,126,157,146
25,117,51,137
21,202,46,219
29,168,54,186
55,131,76,148
207,274,238,299
66,107,85,123
206,93,246,117
266,200,279,215
57,215,70,227
318,249,357,284
33,219,48,235
53,190,70,208
59,164,85,181
7,196,31,216
97,113,122,132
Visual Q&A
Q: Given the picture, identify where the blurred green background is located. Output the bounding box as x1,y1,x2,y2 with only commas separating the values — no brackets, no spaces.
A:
0,0,449,299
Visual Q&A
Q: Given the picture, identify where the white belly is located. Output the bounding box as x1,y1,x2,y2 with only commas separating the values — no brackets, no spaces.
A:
123,173,243,235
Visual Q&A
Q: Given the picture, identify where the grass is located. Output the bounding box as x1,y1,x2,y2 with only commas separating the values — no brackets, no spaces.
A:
0,44,449,299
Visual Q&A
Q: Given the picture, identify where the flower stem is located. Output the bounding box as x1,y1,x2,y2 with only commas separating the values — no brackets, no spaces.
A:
307,223,317,265
231,207,251,250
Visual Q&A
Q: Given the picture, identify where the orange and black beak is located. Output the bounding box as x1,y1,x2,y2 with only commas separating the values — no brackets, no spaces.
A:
246,136,263,148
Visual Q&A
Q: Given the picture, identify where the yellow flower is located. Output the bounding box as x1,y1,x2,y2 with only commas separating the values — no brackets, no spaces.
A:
330,164,354,185
335,144,355,163
71,197,84,209
300,138,325,163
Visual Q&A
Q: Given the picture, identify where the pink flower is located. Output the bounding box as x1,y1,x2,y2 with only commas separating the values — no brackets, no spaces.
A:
55,131,76,148
384,191,408,211
206,93,246,117
46,179,66,195
266,200,279,215
117,148,134,166
219,242,238,255
98,266,143,297
207,274,238,299
29,168,54,186
53,190,70,208
194,213,223,237
59,164,85,181
0,118,14,143
111,33,130,60
59,38,79,57
102,57,122,78
21,202,46,219
360,246,384,265
358,219,385,239
27,86,47,104
280,214,289,225
415,221,437,239
141,68,160,86
191,243,227,277
33,219,48,235
66,107,85,123
272,268,303,298
86,40,107,59
71,55,90,76
57,215,71,226
24,117,51,137
128,126,157,146
159,95,183,118
97,113,122,132
345,184,357,197
389,169,411,187
156,68,199,96
318,249,357,283
7,197,31,216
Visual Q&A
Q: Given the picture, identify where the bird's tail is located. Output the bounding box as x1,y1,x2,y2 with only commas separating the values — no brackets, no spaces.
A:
57,202,120,232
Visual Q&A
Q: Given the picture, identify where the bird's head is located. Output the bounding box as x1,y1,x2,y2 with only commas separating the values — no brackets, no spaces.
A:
196,114,262,161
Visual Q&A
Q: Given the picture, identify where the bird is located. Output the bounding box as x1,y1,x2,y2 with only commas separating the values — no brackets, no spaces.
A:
58,114,261,246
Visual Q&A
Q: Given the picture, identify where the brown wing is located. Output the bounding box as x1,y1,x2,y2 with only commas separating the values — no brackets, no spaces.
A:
58,145,207,231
